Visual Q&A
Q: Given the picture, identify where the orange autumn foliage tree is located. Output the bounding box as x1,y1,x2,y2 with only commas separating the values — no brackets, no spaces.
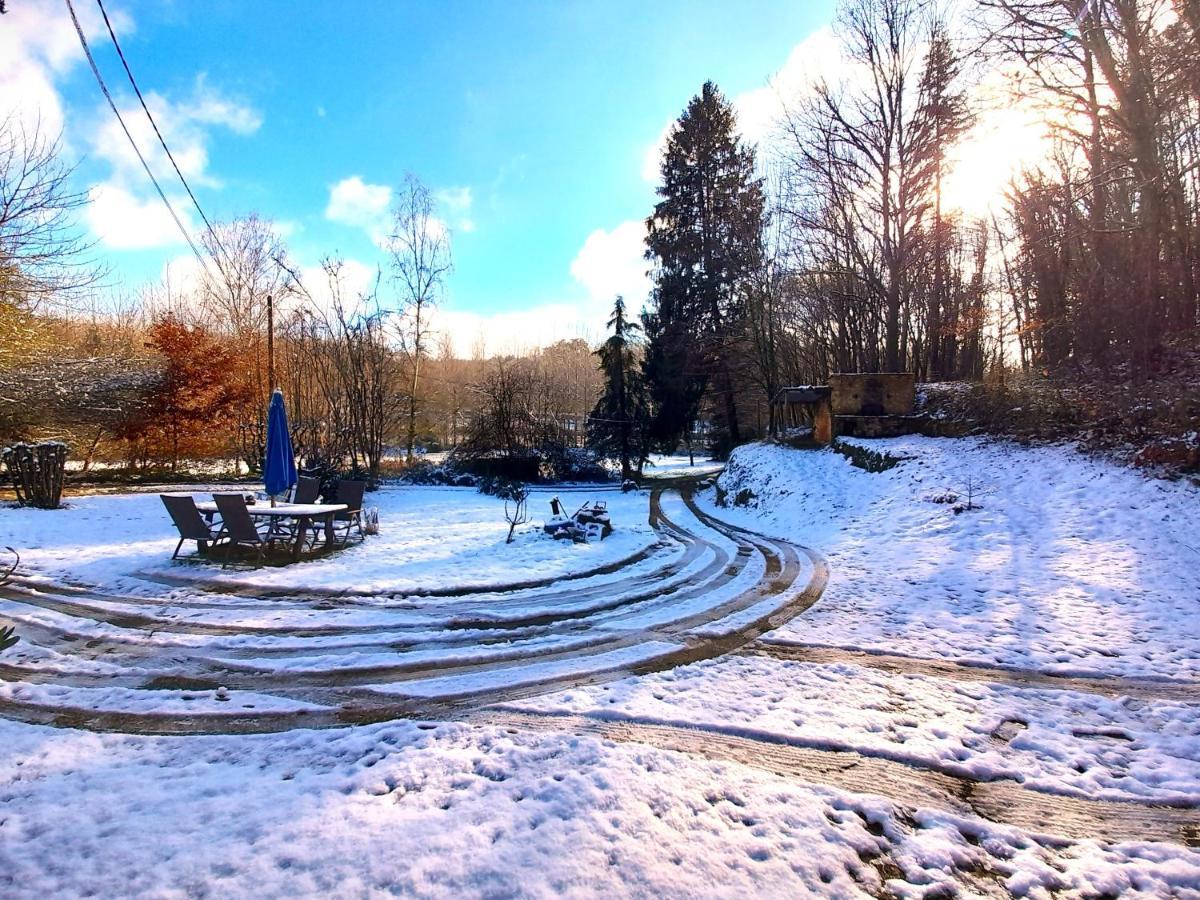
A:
120,317,252,471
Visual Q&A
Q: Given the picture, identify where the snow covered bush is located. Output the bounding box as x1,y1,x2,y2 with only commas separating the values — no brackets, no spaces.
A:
3,441,68,508
397,459,478,488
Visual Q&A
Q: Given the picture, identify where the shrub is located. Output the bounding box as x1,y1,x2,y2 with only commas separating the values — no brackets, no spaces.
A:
397,459,479,487
733,488,757,507
534,443,611,483
832,440,901,473
478,476,527,501
3,441,68,508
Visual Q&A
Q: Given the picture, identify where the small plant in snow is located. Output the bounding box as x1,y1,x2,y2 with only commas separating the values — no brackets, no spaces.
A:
0,546,17,584
950,475,992,514
503,484,530,544
714,485,729,507
0,547,18,652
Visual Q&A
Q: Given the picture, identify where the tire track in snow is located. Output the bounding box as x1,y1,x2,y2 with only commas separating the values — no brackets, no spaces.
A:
468,708,1200,847
0,486,822,724
4,487,1196,848
744,641,1200,702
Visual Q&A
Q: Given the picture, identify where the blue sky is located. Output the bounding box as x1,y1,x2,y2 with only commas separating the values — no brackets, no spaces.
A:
6,0,837,350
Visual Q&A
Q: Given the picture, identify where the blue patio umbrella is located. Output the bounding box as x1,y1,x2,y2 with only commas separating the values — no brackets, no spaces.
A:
263,389,297,503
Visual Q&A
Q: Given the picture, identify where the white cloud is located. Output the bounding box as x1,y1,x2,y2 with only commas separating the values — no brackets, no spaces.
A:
570,219,649,306
296,258,381,317
0,0,124,138
0,1,260,255
89,76,261,193
74,71,262,251
431,303,602,358
428,217,648,358
151,253,380,321
640,27,839,183
181,75,262,135
85,183,192,250
733,27,839,151
325,176,393,245
641,120,674,184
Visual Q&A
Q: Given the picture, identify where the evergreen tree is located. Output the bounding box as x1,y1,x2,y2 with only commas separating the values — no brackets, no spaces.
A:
588,296,649,480
643,81,765,458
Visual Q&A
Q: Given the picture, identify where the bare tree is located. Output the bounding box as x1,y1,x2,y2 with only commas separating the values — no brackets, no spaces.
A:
0,116,100,314
197,215,296,470
387,175,451,462
310,259,399,487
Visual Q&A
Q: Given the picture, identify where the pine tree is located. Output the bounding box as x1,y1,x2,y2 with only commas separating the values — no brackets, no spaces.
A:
643,81,765,458
588,297,649,480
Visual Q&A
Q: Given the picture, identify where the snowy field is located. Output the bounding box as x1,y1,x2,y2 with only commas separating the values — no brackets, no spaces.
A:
0,484,655,596
643,452,724,478
699,437,1200,680
1,439,1199,897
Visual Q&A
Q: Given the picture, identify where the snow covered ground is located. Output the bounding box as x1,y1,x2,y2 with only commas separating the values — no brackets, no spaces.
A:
643,452,724,478
3,716,1197,898
1,438,1199,897
698,437,1200,680
0,484,655,596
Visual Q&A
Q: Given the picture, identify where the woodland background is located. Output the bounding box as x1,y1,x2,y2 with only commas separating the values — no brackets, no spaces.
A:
3,0,1199,482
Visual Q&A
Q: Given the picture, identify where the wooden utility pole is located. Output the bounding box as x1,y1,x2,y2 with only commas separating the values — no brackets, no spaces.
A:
266,293,275,391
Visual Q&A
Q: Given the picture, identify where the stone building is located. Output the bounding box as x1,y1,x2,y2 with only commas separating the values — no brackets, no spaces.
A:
772,373,918,443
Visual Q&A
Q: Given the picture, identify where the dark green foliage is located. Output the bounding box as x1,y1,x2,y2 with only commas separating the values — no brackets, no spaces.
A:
535,444,610,483
832,441,901,473
588,297,651,479
477,476,526,501
0,548,20,651
643,81,766,456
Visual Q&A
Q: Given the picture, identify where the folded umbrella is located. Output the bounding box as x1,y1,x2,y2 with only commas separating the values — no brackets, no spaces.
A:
263,389,297,505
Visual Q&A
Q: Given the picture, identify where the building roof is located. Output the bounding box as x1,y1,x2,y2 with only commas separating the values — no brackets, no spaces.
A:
773,386,831,404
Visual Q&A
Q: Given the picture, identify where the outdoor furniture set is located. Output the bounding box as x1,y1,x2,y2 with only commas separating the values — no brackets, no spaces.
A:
160,477,367,564
543,498,613,543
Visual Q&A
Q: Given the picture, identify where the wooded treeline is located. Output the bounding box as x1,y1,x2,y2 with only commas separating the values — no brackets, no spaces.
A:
632,0,1200,457
0,141,602,481
4,0,1198,478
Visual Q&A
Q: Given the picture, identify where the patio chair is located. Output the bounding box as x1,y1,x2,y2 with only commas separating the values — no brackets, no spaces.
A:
161,494,227,560
271,476,324,545
292,475,322,505
332,479,367,543
213,493,276,563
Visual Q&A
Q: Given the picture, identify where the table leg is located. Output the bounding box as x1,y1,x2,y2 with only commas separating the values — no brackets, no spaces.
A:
323,513,335,550
294,516,310,561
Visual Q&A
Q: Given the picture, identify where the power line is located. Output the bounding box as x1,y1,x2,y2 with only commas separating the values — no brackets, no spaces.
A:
63,0,215,280
92,0,232,271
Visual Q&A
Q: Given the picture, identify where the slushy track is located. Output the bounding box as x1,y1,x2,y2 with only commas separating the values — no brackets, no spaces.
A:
0,486,825,735
2,487,1197,848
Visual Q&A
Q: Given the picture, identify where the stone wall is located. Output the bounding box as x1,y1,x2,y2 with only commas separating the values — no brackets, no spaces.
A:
830,373,916,416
